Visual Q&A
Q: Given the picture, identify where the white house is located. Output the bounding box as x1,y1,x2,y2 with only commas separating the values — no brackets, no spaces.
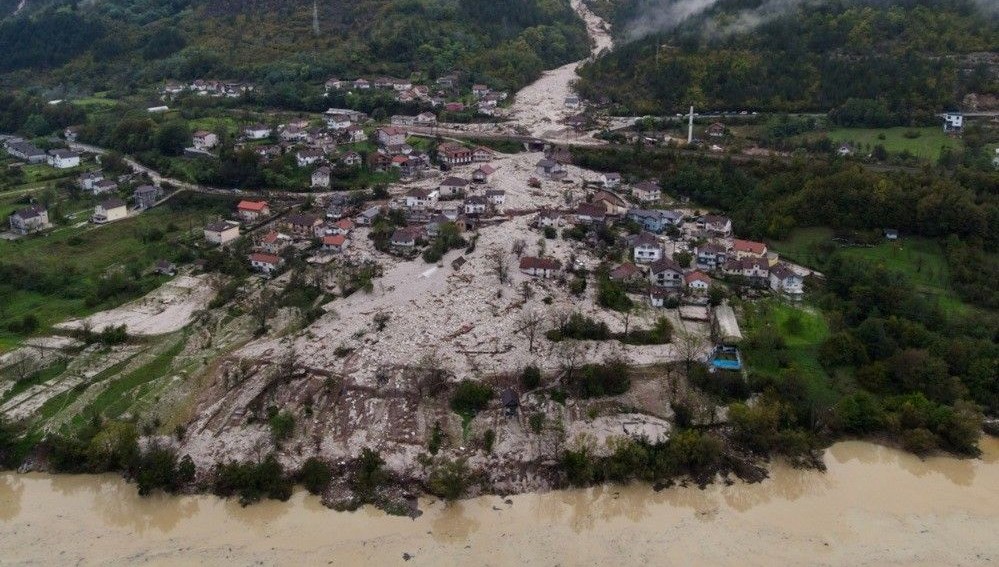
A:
520,256,561,278
769,263,804,297
485,189,506,206
943,112,963,133
296,149,324,167
405,188,439,209
600,172,621,188
632,180,661,203
536,210,563,228
78,171,104,192
464,196,488,215
204,220,241,245
192,131,219,150
249,252,284,275
47,149,80,169
649,257,684,289
92,198,127,224
439,177,469,198
684,271,712,293
632,232,663,264
243,124,272,140
311,166,332,189
9,205,49,235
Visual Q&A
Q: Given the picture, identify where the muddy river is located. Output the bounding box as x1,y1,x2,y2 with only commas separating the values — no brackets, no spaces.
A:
2,439,997,566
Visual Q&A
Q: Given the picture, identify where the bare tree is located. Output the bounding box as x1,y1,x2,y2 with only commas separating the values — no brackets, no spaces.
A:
554,339,585,385
675,329,704,375
252,289,278,334
517,310,544,353
511,238,527,257
486,246,509,284
521,281,533,302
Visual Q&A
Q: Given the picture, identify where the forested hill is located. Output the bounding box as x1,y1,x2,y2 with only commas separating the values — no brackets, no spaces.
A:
0,0,590,93
577,0,999,122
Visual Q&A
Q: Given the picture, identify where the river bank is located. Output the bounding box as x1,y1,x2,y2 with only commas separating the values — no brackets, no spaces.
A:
2,438,997,566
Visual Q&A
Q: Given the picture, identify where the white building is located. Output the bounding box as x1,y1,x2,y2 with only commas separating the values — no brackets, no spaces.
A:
47,149,80,169
92,198,127,224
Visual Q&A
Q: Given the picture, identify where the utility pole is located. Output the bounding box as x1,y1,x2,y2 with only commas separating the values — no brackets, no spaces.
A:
687,105,694,144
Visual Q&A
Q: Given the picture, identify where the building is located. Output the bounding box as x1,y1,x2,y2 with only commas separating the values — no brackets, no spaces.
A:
405,188,439,209
91,179,118,195
204,220,241,245
92,198,127,224
684,271,712,292
192,131,219,150
47,149,80,169
609,262,642,283
132,185,162,209
943,112,963,133
600,172,621,188
5,141,46,163
698,215,733,237
282,213,323,239
472,164,497,183
439,176,470,198
520,256,562,278
376,126,407,147
390,227,421,248
485,189,506,206
463,196,488,215
321,234,346,253
695,243,728,270
731,239,768,259
575,203,606,225
311,166,332,189
472,147,494,162
648,257,684,289
78,171,104,192
632,232,663,264
439,143,473,167
706,122,726,138
8,204,48,235
632,180,661,203
257,231,292,254
536,159,565,178
536,210,563,228
296,149,324,167
236,200,270,223
628,209,682,233
769,263,804,297
249,252,284,275
243,124,272,140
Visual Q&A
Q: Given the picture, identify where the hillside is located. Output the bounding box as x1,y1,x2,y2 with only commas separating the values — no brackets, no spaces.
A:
577,0,999,121
0,0,591,94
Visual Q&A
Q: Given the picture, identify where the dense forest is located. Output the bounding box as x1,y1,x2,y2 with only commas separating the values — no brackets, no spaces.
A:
0,0,590,93
578,0,999,122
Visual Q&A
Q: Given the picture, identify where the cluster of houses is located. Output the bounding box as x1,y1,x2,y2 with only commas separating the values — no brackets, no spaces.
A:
324,74,507,116
2,137,81,169
162,80,255,99
76,168,164,223
523,169,805,303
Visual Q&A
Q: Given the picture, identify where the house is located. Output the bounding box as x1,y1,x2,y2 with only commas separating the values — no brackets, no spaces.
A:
236,200,270,223
5,141,46,163
444,102,465,113
311,166,332,189
574,203,606,225
648,257,684,289
341,150,362,167
698,215,733,237
439,143,473,166
92,198,128,224
609,262,642,283
249,252,284,275
255,145,282,160
769,263,804,296
345,124,367,143
258,231,292,254
472,147,494,162
154,260,177,276
731,239,767,259
706,122,726,138
326,113,353,130
243,124,272,140
695,243,728,270
472,164,496,183
591,190,629,216
64,126,80,142
132,185,162,209
415,112,438,125
472,84,490,98
600,172,621,188
520,256,561,278
296,148,324,167
355,206,381,226
405,188,439,209
632,232,663,264
883,228,899,241
684,271,712,292
353,78,371,90
485,189,506,206
628,209,683,233
536,159,565,178
330,219,354,236
390,227,422,248
204,220,241,245
78,171,104,192
376,127,407,147
564,95,581,110
321,234,346,253
47,149,80,169
632,180,661,203
8,204,49,234
463,196,488,215
92,179,118,195
282,213,323,239
192,131,219,150
280,126,308,143
837,144,853,157
723,257,770,281
536,210,563,228
943,112,963,133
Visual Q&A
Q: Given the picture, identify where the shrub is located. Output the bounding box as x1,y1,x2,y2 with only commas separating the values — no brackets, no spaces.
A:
521,365,542,390
450,381,493,417
213,455,293,504
268,410,295,443
426,458,471,500
482,429,496,453
529,413,545,433
352,448,387,497
299,457,333,495
573,359,631,398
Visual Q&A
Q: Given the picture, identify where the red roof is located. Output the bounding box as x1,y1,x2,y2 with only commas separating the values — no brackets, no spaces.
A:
334,219,354,230
685,271,712,285
520,256,561,271
237,200,268,212
322,235,346,247
260,231,279,244
249,252,281,265
732,239,767,255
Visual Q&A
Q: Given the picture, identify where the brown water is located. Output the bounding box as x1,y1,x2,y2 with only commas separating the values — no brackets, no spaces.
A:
2,439,998,566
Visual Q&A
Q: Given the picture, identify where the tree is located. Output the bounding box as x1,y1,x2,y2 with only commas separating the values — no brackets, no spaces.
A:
426,458,471,500
486,246,509,283
299,457,333,495
518,310,543,353
155,121,190,156
511,239,527,257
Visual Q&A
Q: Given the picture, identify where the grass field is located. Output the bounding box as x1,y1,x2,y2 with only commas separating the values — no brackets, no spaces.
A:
824,126,959,161
740,299,837,408
770,227,968,314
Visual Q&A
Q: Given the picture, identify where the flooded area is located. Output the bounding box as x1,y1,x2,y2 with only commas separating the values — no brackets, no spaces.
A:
2,438,997,566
